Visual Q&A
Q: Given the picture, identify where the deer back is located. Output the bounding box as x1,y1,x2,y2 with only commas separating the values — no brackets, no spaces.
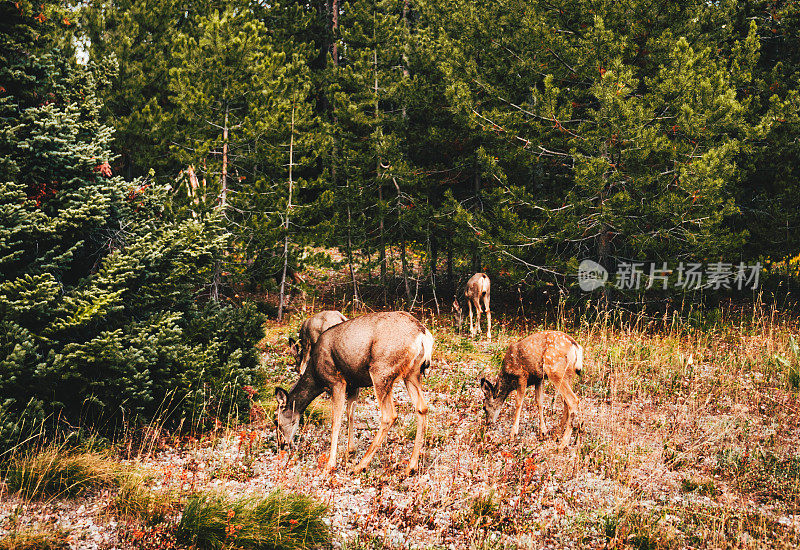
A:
503,330,580,382
311,311,433,387
464,272,490,300
300,310,348,349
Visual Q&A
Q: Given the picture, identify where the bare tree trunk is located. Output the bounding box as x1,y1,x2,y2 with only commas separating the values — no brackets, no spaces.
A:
430,231,438,279
278,100,296,322
400,238,411,304
346,203,360,305
332,0,339,63
221,107,229,209
429,227,440,315
472,166,481,273
375,47,387,304
328,0,357,305
598,223,611,307
447,237,453,290
211,108,231,303
391,178,411,304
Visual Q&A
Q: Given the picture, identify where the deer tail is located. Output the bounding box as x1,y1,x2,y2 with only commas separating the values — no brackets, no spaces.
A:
417,329,434,374
572,343,584,376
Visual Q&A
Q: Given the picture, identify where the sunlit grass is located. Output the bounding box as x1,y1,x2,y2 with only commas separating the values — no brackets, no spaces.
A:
176,489,330,550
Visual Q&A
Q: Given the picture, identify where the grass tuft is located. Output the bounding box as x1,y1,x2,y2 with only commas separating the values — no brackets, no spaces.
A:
680,476,718,497
465,490,500,532
0,529,70,550
2,446,118,499
113,469,178,526
176,489,330,550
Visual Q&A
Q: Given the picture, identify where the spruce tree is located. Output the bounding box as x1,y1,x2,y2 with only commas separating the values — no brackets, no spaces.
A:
0,2,264,446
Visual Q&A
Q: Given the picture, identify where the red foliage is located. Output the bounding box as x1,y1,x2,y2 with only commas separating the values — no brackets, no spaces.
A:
28,181,58,206
94,161,113,177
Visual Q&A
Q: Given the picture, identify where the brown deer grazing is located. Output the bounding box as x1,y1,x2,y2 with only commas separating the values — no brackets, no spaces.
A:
480,330,583,450
455,273,491,340
288,310,348,374
275,311,434,475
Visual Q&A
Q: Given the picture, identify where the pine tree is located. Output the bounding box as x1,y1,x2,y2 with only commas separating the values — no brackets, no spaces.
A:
0,3,264,446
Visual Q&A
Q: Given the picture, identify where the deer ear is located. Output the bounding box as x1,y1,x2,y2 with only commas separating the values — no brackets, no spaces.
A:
479,377,494,397
288,338,300,356
275,387,288,407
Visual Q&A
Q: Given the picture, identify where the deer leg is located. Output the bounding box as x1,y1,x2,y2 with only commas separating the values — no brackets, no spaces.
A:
473,298,482,338
467,299,475,338
346,387,360,456
352,378,397,474
326,383,347,472
404,375,429,475
534,380,549,439
554,375,581,451
511,378,527,437
483,295,491,341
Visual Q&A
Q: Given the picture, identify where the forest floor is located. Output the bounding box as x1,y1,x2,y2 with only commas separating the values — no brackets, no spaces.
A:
3,299,800,549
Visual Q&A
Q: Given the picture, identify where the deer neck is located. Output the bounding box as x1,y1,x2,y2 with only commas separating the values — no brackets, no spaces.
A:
493,373,517,404
287,370,325,415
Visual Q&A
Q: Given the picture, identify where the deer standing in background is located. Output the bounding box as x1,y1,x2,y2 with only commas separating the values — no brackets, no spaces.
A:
275,311,433,475
289,310,348,374
453,273,492,340
480,330,583,450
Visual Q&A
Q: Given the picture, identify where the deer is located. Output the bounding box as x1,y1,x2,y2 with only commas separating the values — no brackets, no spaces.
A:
288,310,348,374
274,311,434,476
479,330,583,450
453,272,492,340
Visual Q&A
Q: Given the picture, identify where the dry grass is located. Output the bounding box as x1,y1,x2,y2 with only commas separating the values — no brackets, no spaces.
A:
0,529,70,550
112,468,179,526
2,302,800,548
2,446,119,500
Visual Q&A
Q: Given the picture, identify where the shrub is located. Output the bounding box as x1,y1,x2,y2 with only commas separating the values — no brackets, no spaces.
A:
176,490,330,550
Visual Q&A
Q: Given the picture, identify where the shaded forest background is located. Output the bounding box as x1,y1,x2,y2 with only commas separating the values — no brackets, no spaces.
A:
1,0,799,443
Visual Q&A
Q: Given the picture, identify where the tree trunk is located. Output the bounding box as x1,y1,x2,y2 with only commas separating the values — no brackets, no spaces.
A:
447,237,453,290
346,202,360,305
277,99,296,322
472,161,481,273
375,46,387,304
400,237,411,304
430,230,438,279
429,226,440,315
598,222,611,306
221,106,229,209
332,0,339,64
211,108,231,303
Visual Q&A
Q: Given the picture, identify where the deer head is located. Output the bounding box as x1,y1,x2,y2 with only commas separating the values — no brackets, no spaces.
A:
274,387,301,449
479,377,504,424
452,298,463,328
